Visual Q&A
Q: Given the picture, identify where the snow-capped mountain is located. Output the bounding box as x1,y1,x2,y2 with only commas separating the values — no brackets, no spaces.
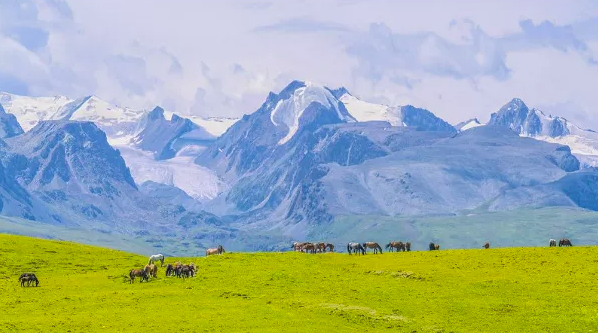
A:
0,91,238,138
0,91,234,200
332,89,456,132
0,103,24,139
131,106,215,160
0,92,144,135
196,81,585,234
488,98,598,167
455,118,483,131
1,121,140,223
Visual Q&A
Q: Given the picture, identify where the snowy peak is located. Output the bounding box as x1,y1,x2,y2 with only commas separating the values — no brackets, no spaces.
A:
268,81,355,145
489,98,572,138
133,106,214,160
455,118,483,131
0,103,24,138
0,91,145,135
337,92,455,132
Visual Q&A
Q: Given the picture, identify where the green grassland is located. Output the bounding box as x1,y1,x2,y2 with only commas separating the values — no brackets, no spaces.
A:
1,234,598,332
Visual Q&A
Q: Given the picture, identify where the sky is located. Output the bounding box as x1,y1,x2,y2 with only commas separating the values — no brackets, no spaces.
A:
1,0,598,128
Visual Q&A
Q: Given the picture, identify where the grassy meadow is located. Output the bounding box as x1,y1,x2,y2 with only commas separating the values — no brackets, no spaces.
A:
1,234,597,332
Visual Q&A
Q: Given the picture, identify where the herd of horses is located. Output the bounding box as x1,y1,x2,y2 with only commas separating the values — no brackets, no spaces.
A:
128,245,225,283
18,238,576,287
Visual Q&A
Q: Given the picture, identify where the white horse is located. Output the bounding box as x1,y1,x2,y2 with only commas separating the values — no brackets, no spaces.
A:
148,254,165,267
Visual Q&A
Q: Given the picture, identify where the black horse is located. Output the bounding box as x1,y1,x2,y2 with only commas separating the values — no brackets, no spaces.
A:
19,273,39,287
429,242,436,251
559,239,573,247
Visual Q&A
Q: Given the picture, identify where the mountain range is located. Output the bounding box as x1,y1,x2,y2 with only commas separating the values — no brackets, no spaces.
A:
1,83,597,252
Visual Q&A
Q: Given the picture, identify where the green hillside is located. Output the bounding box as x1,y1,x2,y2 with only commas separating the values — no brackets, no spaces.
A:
0,234,597,332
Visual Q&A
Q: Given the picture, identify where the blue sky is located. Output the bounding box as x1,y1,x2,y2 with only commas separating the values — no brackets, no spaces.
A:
1,0,598,127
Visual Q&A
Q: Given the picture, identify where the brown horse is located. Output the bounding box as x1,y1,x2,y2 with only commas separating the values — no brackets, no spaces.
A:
385,241,404,252
326,243,335,252
293,242,307,251
362,242,383,254
549,239,557,247
435,244,440,250
483,243,490,249
129,269,149,283
405,242,411,252
206,248,219,256
301,243,316,254
559,239,572,247
144,264,158,278
314,242,326,253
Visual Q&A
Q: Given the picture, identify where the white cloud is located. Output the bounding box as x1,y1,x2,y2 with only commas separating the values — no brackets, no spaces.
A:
0,0,597,128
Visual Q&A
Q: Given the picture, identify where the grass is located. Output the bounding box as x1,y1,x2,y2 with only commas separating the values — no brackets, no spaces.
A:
1,234,598,332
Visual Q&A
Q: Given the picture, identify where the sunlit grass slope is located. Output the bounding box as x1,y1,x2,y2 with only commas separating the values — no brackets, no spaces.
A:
1,234,597,332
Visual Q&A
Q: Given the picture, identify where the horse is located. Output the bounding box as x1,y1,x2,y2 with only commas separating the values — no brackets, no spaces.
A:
483,242,490,249
559,239,572,247
165,264,175,277
148,254,165,267
549,239,557,247
326,243,335,252
19,273,39,287
314,242,326,253
301,243,316,254
405,242,411,252
129,269,149,283
293,242,307,252
206,248,219,256
429,242,436,251
347,242,365,255
385,241,404,252
435,244,440,250
363,242,383,254
144,264,158,278
217,245,225,255
179,265,194,278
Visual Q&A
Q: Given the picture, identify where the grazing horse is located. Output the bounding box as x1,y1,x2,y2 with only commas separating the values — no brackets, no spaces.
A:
19,273,39,287
435,244,440,250
559,239,572,247
293,242,307,251
206,248,219,256
165,264,175,277
347,242,365,255
301,243,316,254
429,242,437,251
483,243,490,249
363,242,383,254
326,243,335,252
385,241,404,252
144,264,158,278
314,242,326,253
148,254,165,267
549,239,557,247
405,242,411,252
129,269,149,283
